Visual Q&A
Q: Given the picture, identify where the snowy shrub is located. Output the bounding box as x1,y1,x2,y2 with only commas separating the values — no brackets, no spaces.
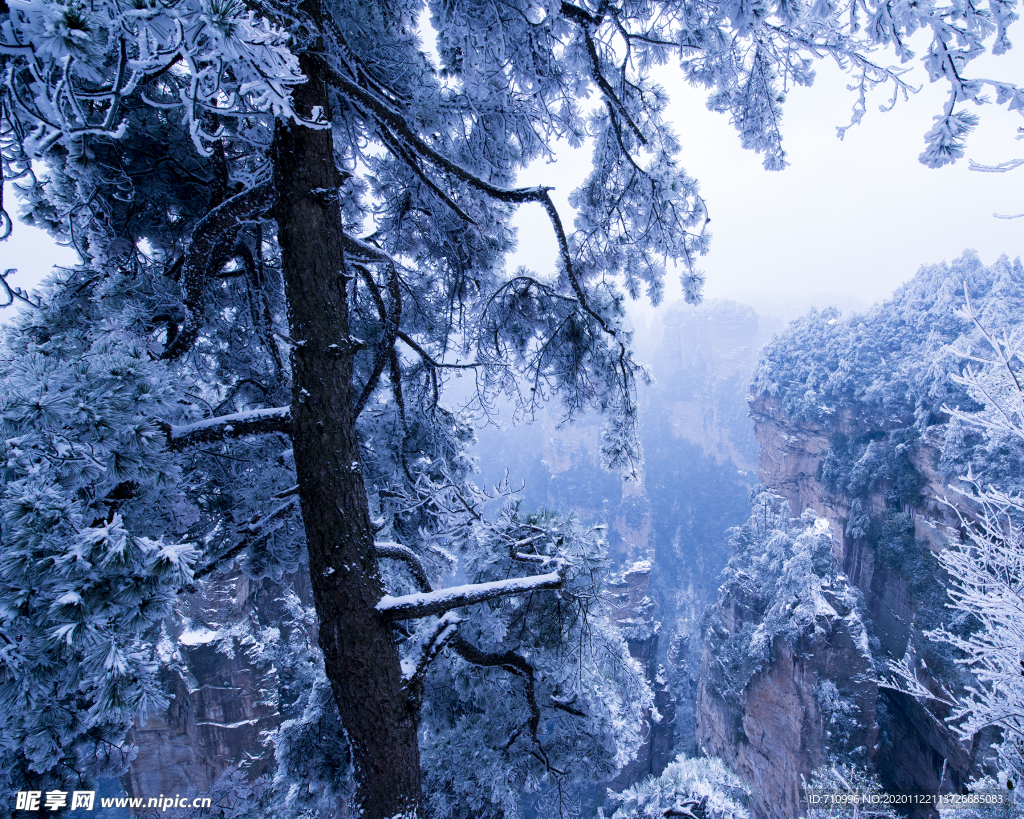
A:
603,754,750,819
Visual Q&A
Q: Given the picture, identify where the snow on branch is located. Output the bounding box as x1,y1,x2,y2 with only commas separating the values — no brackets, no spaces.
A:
162,183,275,361
969,159,1024,173
375,541,432,593
167,406,292,449
376,561,567,621
403,612,463,694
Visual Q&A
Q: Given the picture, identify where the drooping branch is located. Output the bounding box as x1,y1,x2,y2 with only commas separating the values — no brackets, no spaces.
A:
333,65,640,415
404,612,463,697
448,634,563,772
342,231,403,264
397,331,480,370
376,560,567,621
561,3,648,147
237,238,285,383
165,406,292,449
375,541,432,593
162,182,274,360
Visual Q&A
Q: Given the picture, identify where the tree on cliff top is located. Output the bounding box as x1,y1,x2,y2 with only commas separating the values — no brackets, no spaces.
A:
1,0,1023,815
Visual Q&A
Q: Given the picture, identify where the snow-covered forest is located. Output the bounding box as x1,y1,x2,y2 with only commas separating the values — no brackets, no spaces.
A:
3,0,1024,816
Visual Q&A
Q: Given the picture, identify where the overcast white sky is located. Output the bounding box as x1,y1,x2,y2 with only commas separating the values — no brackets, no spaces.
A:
3,37,1024,319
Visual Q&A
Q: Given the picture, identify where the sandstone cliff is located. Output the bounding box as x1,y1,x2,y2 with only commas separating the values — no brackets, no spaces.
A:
695,499,877,819
745,396,988,808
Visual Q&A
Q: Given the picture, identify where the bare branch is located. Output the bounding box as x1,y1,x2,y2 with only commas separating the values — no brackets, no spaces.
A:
397,331,480,370
162,182,274,360
166,406,292,449
376,562,567,621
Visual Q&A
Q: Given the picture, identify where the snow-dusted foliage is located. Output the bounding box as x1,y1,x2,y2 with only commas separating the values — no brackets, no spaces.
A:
702,492,867,707
602,754,750,819
0,0,303,155
753,252,1024,438
0,308,196,793
418,509,651,819
929,485,1024,784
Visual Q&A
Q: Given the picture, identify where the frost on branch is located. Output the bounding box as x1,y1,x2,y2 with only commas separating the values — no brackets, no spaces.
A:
0,0,304,153
925,283,1024,786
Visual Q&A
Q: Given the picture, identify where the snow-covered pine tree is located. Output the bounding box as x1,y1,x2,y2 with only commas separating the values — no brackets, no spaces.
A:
2,0,1024,815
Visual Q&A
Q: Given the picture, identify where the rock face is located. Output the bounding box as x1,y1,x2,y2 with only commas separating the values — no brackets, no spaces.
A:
697,393,992,819
696,570,877,819
124,570,311,802
605,561,677,788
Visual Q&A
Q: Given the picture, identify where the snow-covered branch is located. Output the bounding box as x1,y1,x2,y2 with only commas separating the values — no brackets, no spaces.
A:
0,268,41,309
403,612,462,694
944,282,1024,441
376,561,567,621
375,542,432,593
166,406,292,449
162,182,275,360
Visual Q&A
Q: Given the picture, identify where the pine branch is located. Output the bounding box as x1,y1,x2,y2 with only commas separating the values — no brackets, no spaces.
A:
165,406,292,449
162,182,274,360
396,331,480,370
404,612,463,698
354,264,401,417
194,495,299,579
449,635,564,774
376,561,567,621
375,542,432,593
0,268,42,309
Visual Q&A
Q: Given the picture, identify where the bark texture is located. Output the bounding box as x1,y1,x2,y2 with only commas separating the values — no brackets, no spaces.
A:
272,49,421,819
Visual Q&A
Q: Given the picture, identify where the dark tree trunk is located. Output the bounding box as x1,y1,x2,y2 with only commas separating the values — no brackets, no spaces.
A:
272,50,422,819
